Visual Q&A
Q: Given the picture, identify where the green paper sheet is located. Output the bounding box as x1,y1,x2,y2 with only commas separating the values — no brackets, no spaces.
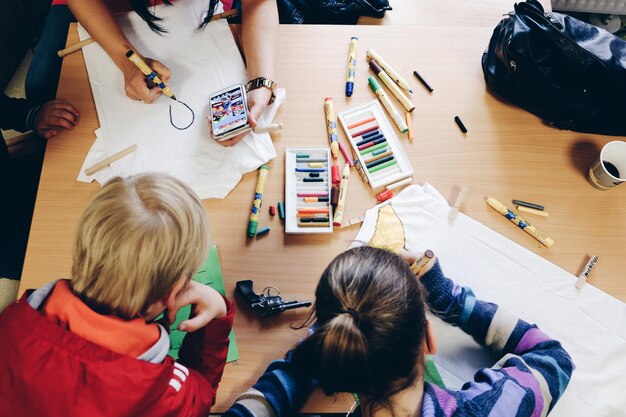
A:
167,245,239,362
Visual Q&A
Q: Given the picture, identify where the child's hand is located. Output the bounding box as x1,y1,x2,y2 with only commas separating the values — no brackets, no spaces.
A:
34,99,80,139
400,250,437,278
167,281,227,333
217,87,271,147
123,57,171,104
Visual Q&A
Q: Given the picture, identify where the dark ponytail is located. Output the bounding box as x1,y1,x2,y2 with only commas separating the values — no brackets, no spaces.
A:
292,246,427,409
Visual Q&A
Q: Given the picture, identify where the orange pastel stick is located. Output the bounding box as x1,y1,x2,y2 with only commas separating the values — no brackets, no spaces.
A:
347,116,376,130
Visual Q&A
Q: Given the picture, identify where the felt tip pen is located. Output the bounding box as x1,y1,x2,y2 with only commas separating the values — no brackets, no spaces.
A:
486,197,554,247
576,255,598,289
333,165,351,226
324,98,340,159
368,77,408,133
369,59,415,112
126,50,176,100
345,37,358,97
247,166,269,237
366,49,413,93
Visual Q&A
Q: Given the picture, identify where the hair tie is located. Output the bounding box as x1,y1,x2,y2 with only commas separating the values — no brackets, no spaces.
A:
343,308,360,325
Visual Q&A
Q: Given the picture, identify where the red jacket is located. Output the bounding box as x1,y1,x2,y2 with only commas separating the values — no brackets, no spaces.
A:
0,284,234,417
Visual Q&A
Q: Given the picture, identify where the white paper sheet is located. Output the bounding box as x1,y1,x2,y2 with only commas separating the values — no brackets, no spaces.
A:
76,0,282,199
352,184,626,417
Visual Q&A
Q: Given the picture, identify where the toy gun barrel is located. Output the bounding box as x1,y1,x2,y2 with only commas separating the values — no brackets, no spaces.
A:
280,300,312,311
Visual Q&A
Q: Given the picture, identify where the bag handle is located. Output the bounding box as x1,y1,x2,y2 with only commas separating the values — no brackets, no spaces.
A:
514,0,614,78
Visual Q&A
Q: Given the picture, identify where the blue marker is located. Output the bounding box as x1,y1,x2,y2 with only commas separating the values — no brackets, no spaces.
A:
345,37,358,97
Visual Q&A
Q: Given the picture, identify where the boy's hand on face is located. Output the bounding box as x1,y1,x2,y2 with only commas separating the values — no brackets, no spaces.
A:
167,281,227,332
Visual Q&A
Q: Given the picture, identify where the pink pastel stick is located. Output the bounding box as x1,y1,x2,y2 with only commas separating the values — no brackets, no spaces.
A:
338,140,354,166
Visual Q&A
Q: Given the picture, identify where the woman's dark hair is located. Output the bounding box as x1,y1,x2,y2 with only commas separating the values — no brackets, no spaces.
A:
129,0,221,34
292,246,427,410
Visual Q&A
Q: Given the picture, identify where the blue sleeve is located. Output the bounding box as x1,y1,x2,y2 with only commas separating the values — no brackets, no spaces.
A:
223,350,316,417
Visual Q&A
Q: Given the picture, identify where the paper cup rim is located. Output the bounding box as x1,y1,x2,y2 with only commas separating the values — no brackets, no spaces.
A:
600,140,626,182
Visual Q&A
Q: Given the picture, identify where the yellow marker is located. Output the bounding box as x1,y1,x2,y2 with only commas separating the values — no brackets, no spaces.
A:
345,37,358,97
369,59,415,112
125,50,176,100
366,49,413,93
486,197,554,247
247,166,269,237
324,97,339,159
333,165,351,226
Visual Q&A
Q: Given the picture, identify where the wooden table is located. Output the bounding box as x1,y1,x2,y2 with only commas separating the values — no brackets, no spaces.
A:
20,23,626,412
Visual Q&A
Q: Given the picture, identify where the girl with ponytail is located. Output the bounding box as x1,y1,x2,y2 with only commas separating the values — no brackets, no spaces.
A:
225,246,574,417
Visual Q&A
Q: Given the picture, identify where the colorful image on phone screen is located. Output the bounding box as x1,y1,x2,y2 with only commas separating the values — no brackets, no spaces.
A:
211,86,248,136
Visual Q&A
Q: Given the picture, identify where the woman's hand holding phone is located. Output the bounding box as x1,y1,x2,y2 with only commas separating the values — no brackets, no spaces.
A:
217,87,271,147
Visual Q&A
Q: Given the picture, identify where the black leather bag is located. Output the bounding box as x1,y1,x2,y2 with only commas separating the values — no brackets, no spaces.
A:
482,0,626,136
277,0,391,24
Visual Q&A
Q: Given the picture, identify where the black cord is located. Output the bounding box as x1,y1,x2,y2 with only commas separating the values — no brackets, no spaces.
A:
169,99,195,130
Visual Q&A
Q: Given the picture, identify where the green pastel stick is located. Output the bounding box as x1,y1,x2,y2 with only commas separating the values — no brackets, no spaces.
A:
359,141,387,155
368,158,397,173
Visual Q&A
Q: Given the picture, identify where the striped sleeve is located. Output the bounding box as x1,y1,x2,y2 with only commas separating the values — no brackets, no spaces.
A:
223,354,316,417
420,261,574,416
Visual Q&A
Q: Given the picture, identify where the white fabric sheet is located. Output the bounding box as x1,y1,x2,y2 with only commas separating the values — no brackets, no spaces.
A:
352,184,626,417
76,0,282,198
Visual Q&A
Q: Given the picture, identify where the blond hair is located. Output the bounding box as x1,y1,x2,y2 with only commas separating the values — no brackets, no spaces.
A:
71,173,210,319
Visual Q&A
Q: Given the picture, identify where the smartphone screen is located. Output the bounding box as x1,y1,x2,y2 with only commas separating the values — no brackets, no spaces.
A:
210,85,248,137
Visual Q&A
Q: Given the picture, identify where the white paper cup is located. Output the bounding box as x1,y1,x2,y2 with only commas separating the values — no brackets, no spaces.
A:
587,141,626,190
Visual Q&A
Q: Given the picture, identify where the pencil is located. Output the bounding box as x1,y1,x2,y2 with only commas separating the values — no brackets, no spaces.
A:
253,123,283,133
84,144,137,176
57,38,95,58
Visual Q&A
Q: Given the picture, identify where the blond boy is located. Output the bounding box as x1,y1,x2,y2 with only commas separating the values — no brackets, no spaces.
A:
0,173,234,417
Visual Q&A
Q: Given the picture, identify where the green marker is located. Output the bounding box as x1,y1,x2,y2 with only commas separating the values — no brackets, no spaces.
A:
368,76,408,133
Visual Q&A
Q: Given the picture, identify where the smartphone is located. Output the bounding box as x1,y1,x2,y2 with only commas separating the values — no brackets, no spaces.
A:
209,83,250,141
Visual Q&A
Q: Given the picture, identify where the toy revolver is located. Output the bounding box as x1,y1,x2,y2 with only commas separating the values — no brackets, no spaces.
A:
236,280,312,317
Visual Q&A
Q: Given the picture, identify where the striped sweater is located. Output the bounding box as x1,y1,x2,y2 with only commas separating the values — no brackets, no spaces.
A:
224,261,574,417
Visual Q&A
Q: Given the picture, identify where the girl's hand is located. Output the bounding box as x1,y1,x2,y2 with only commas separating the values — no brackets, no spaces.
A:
218,87,272,147
166,281,227,332
400,250,437,278
123,57,171,104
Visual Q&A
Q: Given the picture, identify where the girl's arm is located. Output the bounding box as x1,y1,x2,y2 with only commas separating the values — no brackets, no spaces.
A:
419,260,575,416
219,0,278,147
66,0,171,103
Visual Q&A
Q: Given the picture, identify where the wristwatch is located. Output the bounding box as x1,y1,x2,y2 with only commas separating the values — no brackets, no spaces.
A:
246,77,277,105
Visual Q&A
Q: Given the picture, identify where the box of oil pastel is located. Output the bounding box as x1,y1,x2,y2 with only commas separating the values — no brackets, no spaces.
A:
338,100,413,189
285,147,333,234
